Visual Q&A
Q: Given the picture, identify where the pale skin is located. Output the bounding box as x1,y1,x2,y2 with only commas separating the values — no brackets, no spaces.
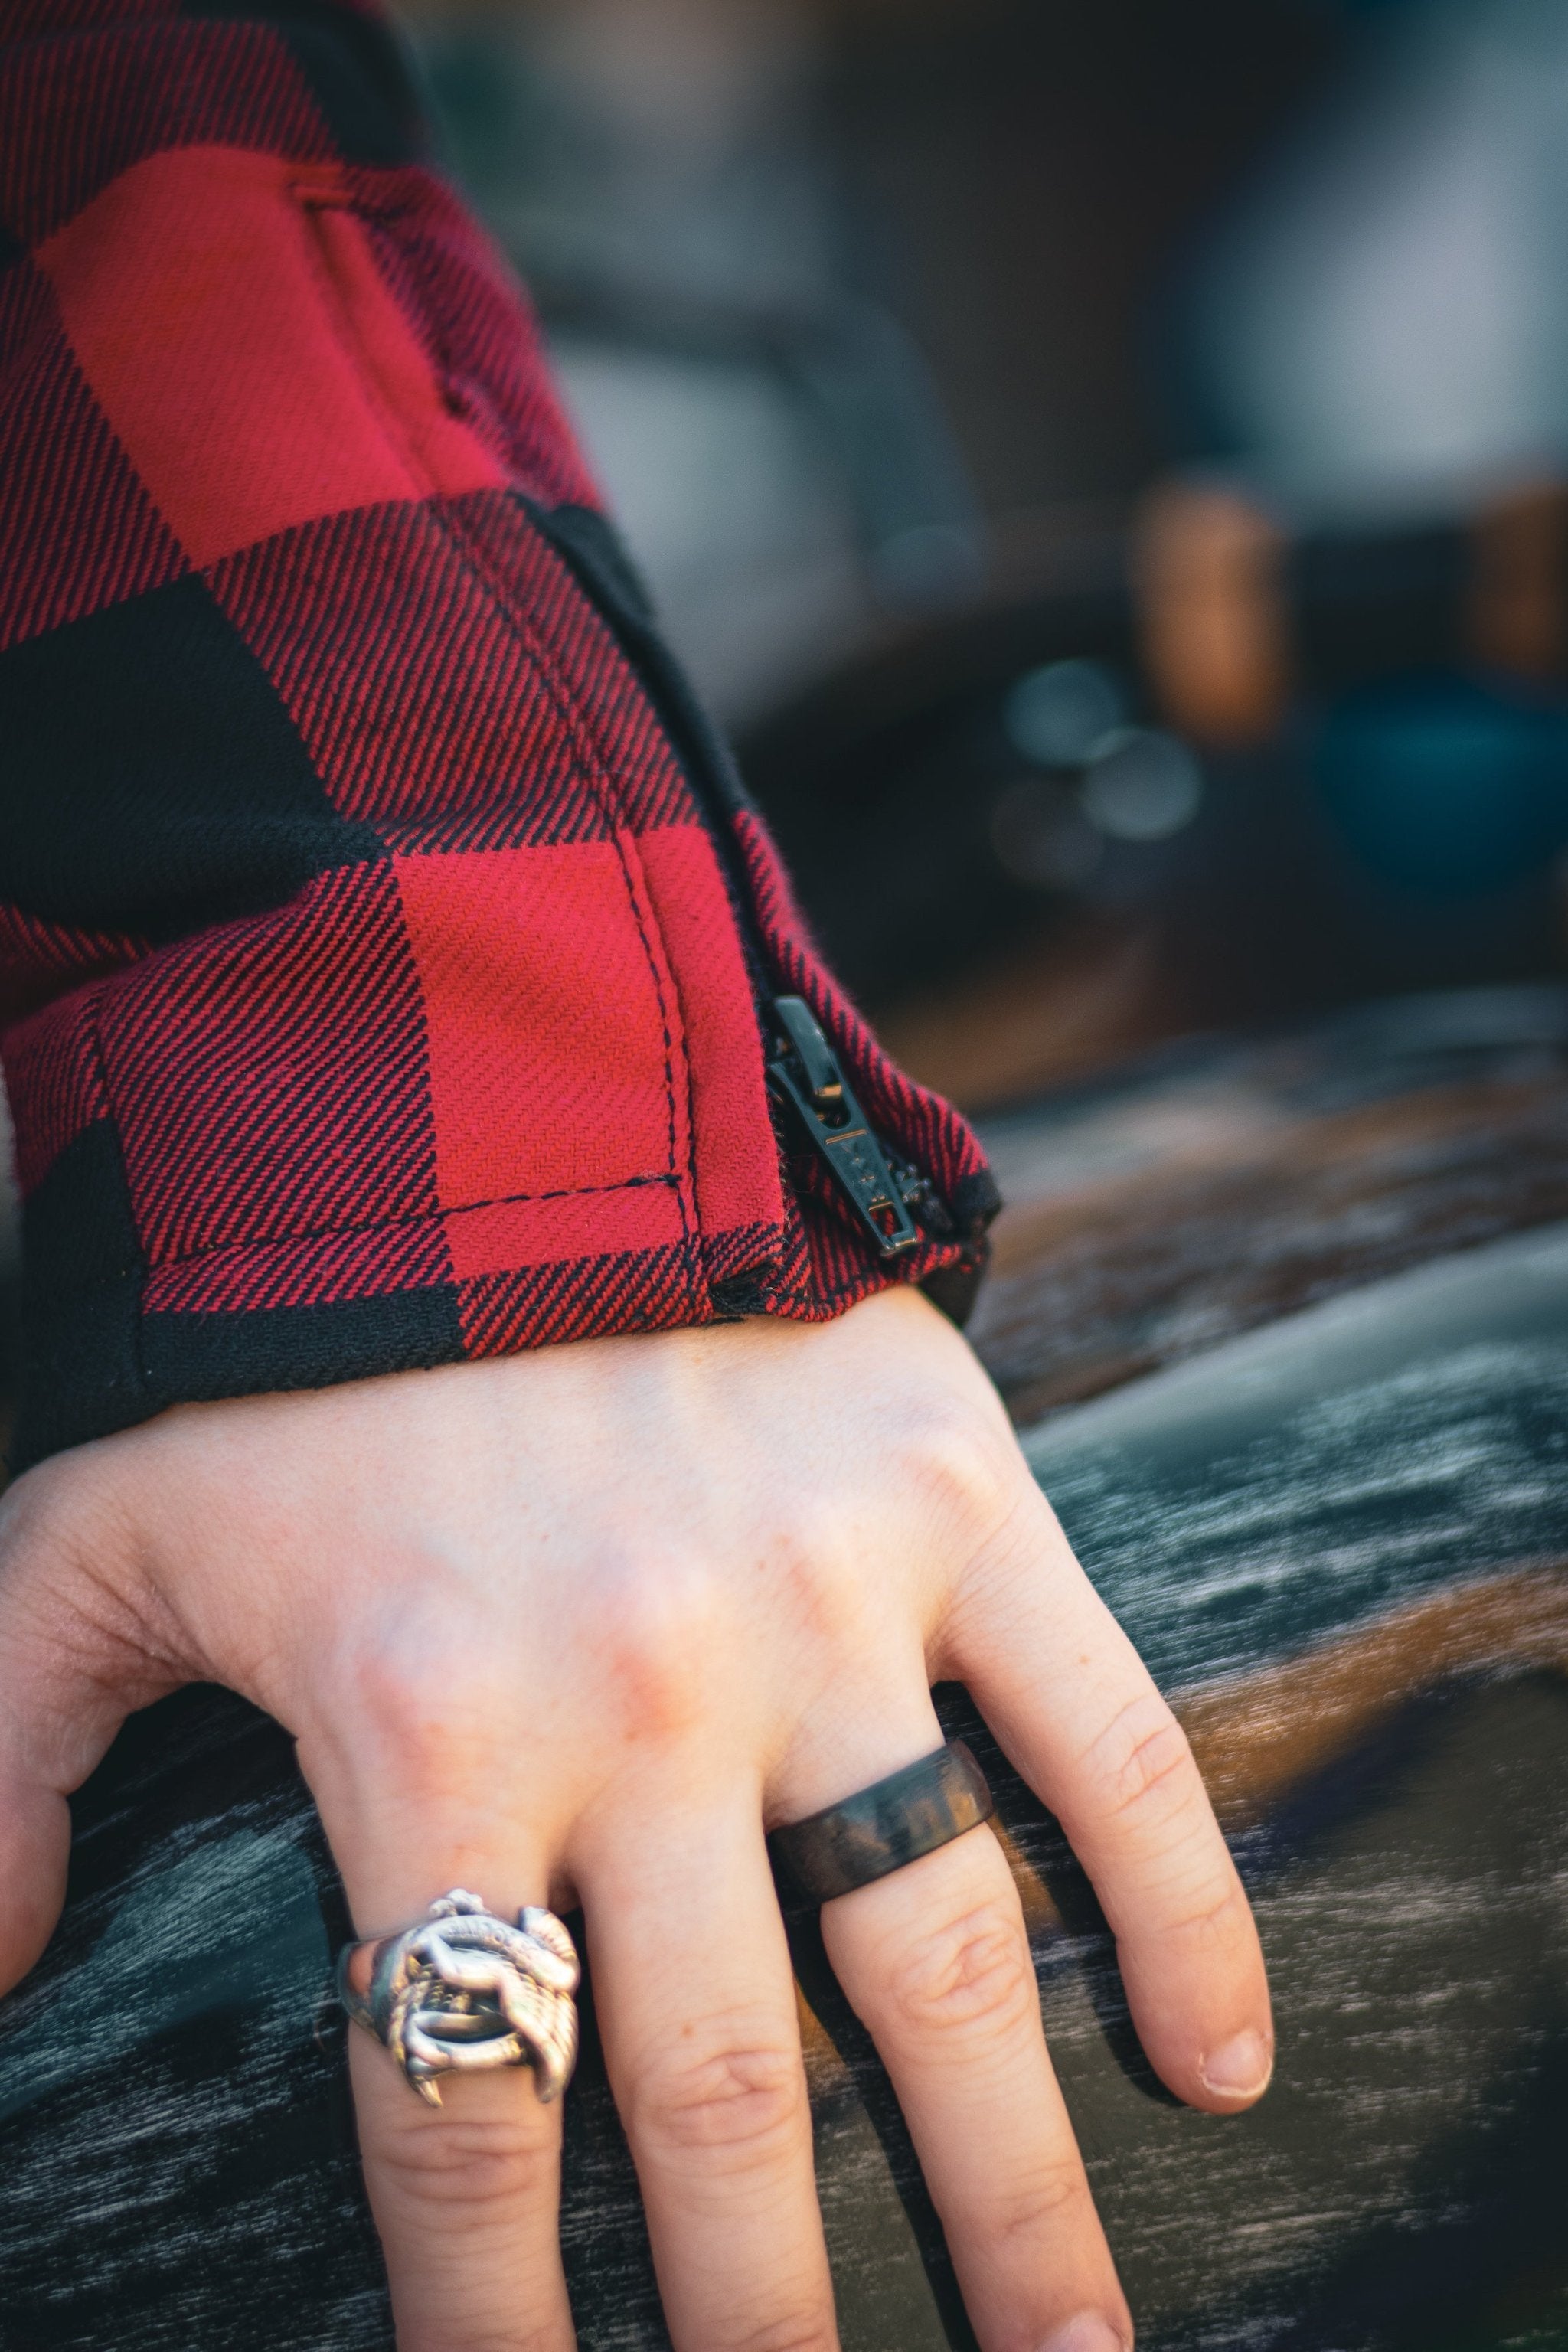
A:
0,1284,1272,2352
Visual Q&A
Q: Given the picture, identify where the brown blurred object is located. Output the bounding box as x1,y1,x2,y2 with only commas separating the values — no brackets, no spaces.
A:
876,915,1178,1110
994,1559,1568,1949
1468,479,1568,681
1134,479,1290,744
1177,1563,1568,1830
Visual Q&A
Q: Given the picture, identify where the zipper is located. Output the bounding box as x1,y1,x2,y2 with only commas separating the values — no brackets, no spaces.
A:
766,996,921,1258
516,504,952,1260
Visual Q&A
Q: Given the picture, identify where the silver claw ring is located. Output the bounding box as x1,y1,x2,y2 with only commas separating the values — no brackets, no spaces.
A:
338,1890,580,2107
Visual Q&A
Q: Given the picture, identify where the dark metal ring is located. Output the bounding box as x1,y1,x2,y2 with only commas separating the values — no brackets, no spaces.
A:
768,1739,995,1904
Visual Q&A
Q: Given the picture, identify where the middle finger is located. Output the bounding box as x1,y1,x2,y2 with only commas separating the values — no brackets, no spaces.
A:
578,1783,838,2352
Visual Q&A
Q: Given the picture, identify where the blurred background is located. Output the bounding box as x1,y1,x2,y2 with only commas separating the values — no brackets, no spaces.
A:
6,23,1568,2347
402,0,1568,1112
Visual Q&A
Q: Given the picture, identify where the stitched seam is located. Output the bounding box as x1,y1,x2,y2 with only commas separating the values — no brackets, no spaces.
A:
430,498,700,1281
387,203,526,483
753,1253,946,1316
57,201,704,1298
167,197,694,1282
638,841,717,1249
139,1174,684,1276
283,234,693,1237
435,505,680,1149
81,837,698,1276
289,183,438,502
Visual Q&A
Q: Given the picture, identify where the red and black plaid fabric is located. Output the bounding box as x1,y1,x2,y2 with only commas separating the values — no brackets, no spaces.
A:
0,0,996,1469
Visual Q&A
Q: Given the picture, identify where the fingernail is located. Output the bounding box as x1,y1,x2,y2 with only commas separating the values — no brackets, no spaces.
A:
1038,2318,1129,2352
1199,2027,1273,2100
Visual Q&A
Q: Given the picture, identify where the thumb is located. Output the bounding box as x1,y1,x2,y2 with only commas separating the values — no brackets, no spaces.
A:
0,1455,176,1992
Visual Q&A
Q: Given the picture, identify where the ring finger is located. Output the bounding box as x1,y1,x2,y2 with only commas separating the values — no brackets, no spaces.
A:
330,1818,575,2352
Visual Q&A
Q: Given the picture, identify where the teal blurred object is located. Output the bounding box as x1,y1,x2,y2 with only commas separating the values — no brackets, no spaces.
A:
1313,673,1568,895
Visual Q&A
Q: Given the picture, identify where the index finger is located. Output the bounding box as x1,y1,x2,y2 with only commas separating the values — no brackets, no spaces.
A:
947,1488,1274,2112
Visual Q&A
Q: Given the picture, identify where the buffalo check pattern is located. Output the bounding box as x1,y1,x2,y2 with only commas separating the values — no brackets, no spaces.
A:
0,0,996,1468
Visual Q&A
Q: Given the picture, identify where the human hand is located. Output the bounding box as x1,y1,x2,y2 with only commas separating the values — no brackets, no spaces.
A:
0,1285,1271,2352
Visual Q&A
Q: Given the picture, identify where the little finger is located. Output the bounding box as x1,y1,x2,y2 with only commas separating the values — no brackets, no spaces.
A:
953,1503,1272,2112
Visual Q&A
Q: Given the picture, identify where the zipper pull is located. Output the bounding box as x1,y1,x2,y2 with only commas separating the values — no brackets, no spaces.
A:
766,996,920,1258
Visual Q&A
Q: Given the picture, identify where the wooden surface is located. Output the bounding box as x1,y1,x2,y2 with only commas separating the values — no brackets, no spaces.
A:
2,989,1566,2350
971,985,1568,1425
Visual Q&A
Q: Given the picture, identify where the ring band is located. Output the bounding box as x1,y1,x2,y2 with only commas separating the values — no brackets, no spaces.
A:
769,1739,994,1904
338,1889,580,2106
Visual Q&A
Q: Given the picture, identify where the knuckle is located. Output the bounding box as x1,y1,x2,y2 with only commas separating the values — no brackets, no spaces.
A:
348,1647,508,1798
632,2030,806,2169
724,2317,838,2352
593,1553,730,1742
762,1514,883,1658
420,2334,560,2352
883,1899,1037,2046
894,1400,1014,1534
1085,1692,1199,1835
1162,1871,1255,1961
976,2153,1094,2251
373,2112,557,2225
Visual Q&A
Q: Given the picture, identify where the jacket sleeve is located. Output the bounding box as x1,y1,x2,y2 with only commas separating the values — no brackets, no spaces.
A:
0,0,998,1470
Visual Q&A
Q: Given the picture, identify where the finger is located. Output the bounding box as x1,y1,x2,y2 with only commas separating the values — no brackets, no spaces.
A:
580,1785,838,2352
824,1818,1132,2352
325,1816,575,2352
350,2024,572,2352
0,1464,168,1990
0,1718,73,1994
950,1488,1273,2112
